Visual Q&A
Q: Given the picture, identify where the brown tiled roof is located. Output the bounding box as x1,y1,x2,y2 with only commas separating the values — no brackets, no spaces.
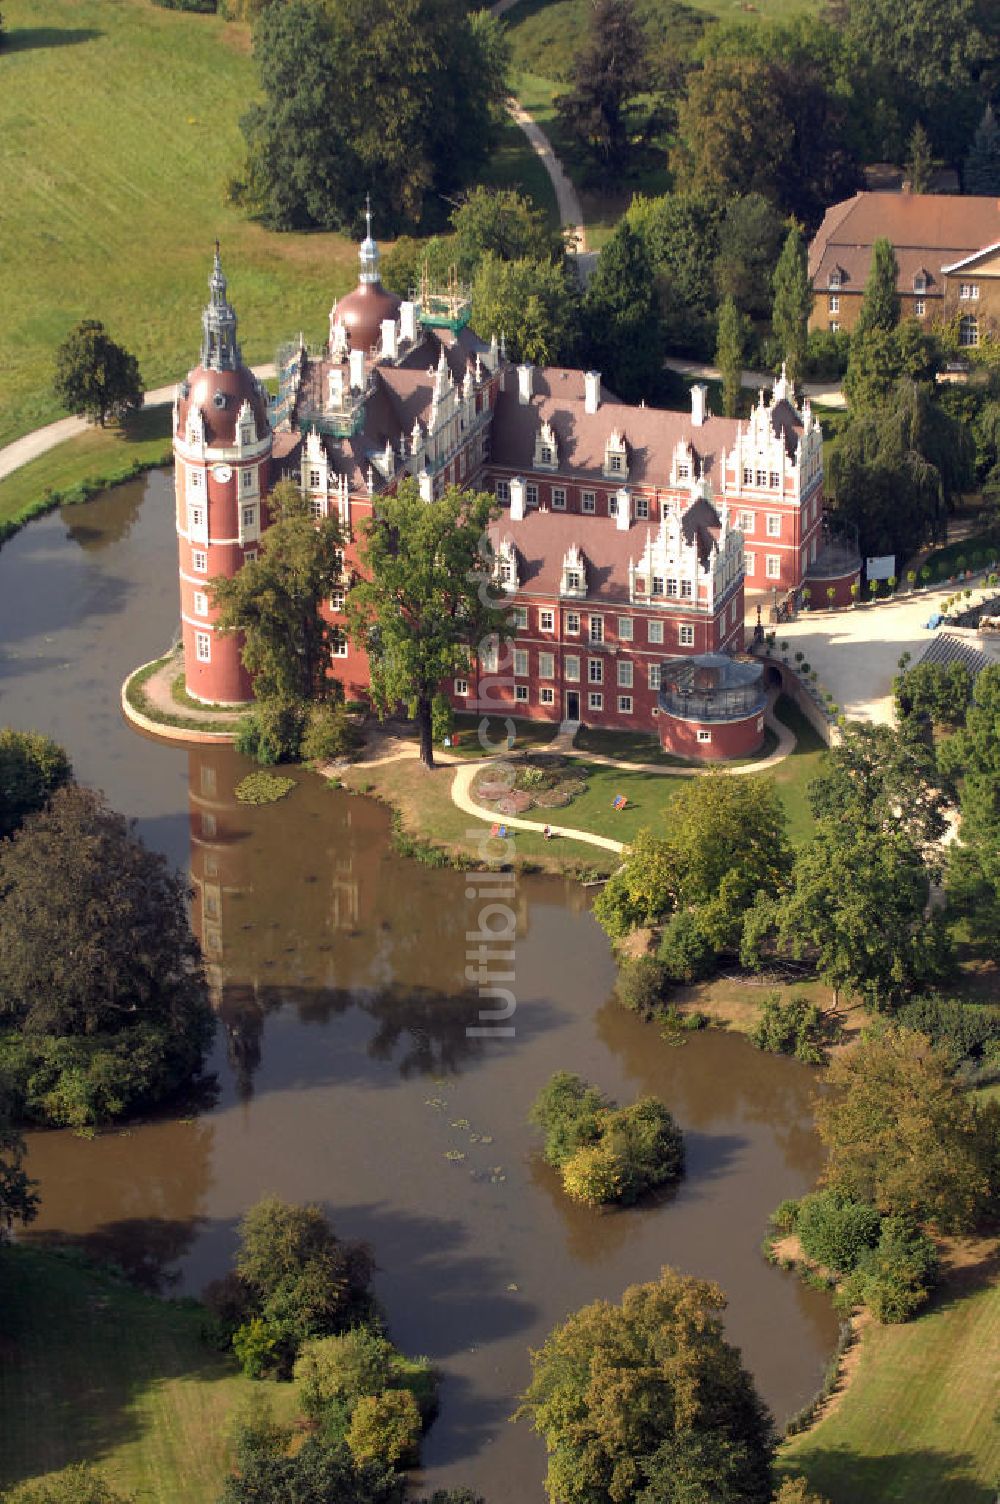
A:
489,498,723,605
809,191,1000,294
177,363,270,448
489,369,751,488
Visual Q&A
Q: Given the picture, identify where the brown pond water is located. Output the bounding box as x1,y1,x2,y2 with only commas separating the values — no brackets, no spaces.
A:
0,471,839,1500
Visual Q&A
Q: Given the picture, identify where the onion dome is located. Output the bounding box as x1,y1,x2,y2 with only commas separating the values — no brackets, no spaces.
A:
330,199,401,357
176,245,270,447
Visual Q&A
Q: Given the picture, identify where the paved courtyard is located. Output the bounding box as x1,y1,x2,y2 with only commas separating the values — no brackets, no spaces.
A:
762,581,1000,725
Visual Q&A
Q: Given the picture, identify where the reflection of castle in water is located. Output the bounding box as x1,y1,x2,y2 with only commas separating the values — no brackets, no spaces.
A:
185,747,539,1097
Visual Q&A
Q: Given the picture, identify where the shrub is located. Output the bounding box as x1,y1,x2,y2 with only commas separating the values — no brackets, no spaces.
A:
300,703,364,763
294,1328,394,1417
842,1217,939,1323
233,1317,282,1379
0,728,72,839
529,1072,608,1167
599,1096,685,1204
235,699,307,764
530,1074,684,1207
750,992,829,1064
561,1141,625,1205
770,1198,801,1234
615,956,669,1017
3,1467,136,1503
346,1388,422,1471
796,1190,882,1274
657,910,715,983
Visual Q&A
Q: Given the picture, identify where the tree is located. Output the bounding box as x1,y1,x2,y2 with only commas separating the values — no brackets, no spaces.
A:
843,320,937,412
219,1436,401,1504
52,320,143,428
904,122,935,192
806,721,949,850
450,188,565,276
815,1027,997,1231
828,379,973,560
0,728,72,840
714,194,786,322
515,1267,775,1504
2,1468,135,1504
855,238,900,336
772,1479,830,1504
233,0,509,233
964,103,1000,194
470,254,580,366
212,479,345,747
347,482,503,768
0,785,212,1126
581,221,663,402
943,665,1000,954
716,296,748,419
771,226,812,386
529,1072,684,1206
626,191,723,358
755,818,952,1010
670,55,786,205
347,1390,423,1471
555,0,650,176
0,1088,37,1233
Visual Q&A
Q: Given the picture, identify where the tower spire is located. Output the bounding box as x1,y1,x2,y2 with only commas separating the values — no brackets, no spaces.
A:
201,242,241,371
359,195,381,286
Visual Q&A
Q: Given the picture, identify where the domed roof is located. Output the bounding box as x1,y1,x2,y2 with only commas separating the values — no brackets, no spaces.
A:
176,363,270,448
332,279,402,357
330,200,402,356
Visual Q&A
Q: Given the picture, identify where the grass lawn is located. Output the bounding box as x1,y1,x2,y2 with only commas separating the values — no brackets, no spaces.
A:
340,755,617,875
912,533,1000,583
0,408,173,536
780,1244,1000,1504
573,722,779,766
0,1245,299,1503
451,714,559,758
766,695,828,845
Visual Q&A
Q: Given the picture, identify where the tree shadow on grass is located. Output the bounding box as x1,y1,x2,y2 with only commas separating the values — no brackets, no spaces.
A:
781,1446,995,1504
4,27,104,52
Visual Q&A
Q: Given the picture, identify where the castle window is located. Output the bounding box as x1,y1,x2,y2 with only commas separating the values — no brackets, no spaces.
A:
566,569,581,591
189,467,204,491
618,696,633,714
648,664,661,689
766,554,781,579
309,469,321,488
582,490,596,514
652,576,665,596
193,591,208,617
553,487,566,510
244,549,258,564
242,469,254,489
566,611,580,634
617,617,633,640
677,463,690,479
310,498,324,519
769,471,780,488
680,579,693,599
679,624,694,646
913,272,928,294
540,609,555,632
742,466,753,486
454,678,469,696
331,631,348,658
243,505,256,529
330,589,346,612
745,551,755,575
540,686,555,706
960,283,980,300
192,551,207,573
737,511,754,532
540,445,552,465
608,493,618,516
589,616,604,643
189,505,205,530
565,655,580,681
756,469,768,487
697,729,712,743
514,648,529,676
634,496,649,520
915,298,925,317
539,652,555,679
589,659,603,683
195,631,211,663
511,605,528,629
960,315,979,347
767,514,781,537
499,559,513,584
648,621,664,644
515,684,529,702
829,295,840,314
609,453,623,472
496,480,510,502
617,660,633,688
526,483,538,507
588,691,603,711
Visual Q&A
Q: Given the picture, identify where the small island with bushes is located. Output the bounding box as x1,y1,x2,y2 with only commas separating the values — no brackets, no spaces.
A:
529,1071,684,1207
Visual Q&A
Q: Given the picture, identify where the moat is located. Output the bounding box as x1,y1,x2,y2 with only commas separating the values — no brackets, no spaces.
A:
0,470,839,1501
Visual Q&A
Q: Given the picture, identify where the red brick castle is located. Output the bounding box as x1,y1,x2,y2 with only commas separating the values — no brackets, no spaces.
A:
174,223,858,758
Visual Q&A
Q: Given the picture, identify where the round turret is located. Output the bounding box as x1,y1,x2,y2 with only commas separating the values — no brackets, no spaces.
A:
330,202,401,356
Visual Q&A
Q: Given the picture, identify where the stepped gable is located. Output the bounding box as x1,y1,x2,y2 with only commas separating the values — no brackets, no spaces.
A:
489,367,740,484
768,396,803,458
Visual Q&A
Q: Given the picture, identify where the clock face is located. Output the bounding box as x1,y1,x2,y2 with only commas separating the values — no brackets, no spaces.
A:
212,463,232,484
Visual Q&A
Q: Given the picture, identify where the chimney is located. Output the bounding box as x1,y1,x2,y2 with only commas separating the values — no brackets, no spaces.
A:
510,478,526,520
348,348,365,392
615,486,630,531
517,364,533,405
399,301,417,342
691,383,708,427
418,468,433,502
380,318,398,361
901,179,912,194
584,371,601,414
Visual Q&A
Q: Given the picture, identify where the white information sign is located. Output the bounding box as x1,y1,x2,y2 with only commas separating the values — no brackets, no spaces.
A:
865,554,896,581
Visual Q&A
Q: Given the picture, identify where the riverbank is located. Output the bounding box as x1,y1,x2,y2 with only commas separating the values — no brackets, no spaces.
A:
0,1245,298,1503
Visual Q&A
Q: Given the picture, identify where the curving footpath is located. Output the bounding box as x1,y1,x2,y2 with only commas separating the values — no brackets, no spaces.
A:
450,758,625,853
0,363,277,485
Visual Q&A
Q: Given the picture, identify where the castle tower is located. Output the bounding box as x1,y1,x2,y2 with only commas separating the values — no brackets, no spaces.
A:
173,245,273,704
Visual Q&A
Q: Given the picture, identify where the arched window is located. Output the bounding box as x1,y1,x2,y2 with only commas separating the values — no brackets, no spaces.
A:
959,315,979,348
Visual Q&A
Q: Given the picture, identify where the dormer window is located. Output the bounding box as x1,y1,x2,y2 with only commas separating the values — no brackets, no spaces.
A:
534,418,558,470
913,271,928,294
494,538,519,593
604,429,628,479
560,543,587,597
828,267,842,291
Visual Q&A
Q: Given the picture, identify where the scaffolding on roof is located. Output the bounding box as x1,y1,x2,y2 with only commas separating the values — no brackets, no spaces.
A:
415,263,472,332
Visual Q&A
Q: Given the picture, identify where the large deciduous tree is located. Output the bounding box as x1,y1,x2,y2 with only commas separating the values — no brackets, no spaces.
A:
0,728,72,840
816,1027,998,1231
555,0,650,177
0,784,213,1126
515,1266,775,1504
234,0,509,233
581,221,664,402
625,191,723,358
771,226,812,386
52,320,143,428
470,254,581,366
212,479,345,710
348,481,504,767
714,194,786,322
451,188,566,276
807,721,949,850
942,664,1000,956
